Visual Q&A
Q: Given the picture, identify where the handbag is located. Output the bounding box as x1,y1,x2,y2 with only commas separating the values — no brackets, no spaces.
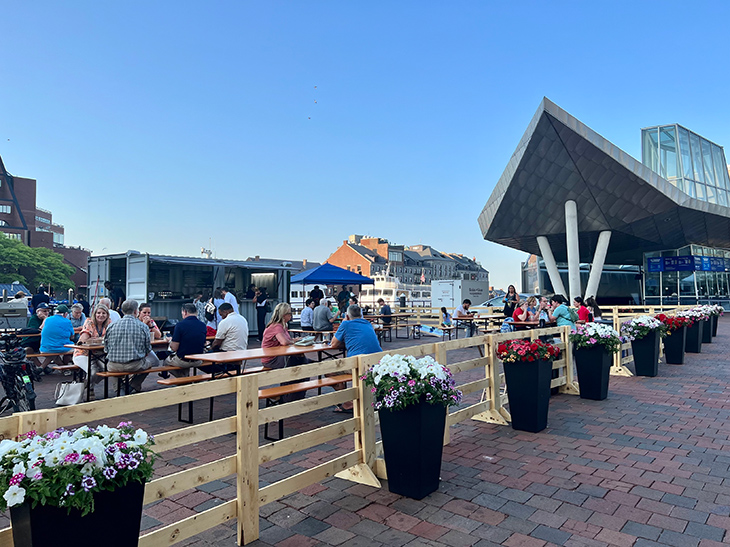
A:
55,381,86,406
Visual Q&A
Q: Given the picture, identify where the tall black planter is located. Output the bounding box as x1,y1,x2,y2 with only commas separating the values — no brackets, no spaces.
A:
685,321,703,353
631,330,661,377
702,319,713,344
503,358,552,433
663,326,687,365
712,314,719,337
11,480,145,547
379,399,446,499
573,346,612,400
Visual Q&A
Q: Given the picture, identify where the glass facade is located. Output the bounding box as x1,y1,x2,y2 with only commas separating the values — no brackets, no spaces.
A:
644,246,730,304
642,124,730,206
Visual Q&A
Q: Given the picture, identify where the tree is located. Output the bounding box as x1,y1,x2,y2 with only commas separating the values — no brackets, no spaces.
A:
0,233,75,292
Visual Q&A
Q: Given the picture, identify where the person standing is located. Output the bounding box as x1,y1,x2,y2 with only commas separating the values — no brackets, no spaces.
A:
104,281,126,312
77,292,91,317
254,287,269,341
104,299,157,393
337,285,350,317
206,289,225,333
245,283,256,299
502,285,520,318
300,298,315,331
193,293,207,324
31,286,50,311
165,303,207,377
221,287,240,314
309,285,324,303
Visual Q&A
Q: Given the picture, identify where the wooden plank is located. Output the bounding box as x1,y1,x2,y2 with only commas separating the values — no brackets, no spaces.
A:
258,388,357,424
0,527,11,547
458,378,489,396
18,409,57,436
621,355,634,365
143,456,236,504
138,499,236,547
355,354,377,469
441,337,487,351
259,358,357,386
259,418,359,464
238,375,260,545
0,415,18,442
259,450,362,505
447,400,490,426
448,356,488,374
50,378,238,430
154,417,237,454
551,359,566,370
550,377,567,388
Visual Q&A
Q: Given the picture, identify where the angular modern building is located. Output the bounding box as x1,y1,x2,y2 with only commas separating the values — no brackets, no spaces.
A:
479,98,730,305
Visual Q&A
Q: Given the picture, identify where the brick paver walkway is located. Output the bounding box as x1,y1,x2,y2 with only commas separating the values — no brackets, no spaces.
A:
3,319,730,547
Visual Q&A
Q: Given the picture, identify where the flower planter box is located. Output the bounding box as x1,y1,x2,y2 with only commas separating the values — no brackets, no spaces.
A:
631,330,661,377
573,346,611,400
503,358,552,433
663,326,687,365
379,400,446,499
712,314,719,337
10,480,145,547
702,319,713,344
685,321,703,353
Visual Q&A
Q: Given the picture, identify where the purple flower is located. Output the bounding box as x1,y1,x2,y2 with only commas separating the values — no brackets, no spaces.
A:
64,453,80,463
65,484,75,496
103,467,117,480
128,457,140,470
82,453,96,463
81,476,97,492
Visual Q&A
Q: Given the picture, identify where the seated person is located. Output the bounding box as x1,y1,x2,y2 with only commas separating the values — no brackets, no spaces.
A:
512,301,530,322
138,302,163,339
211,303,249,352
262,303,309,402
454,298,477,336
100,297,121,323
27,303,50,330
69,303,86,329
313,299,337,331
105,299,160,393
377,298,392,325
440,306,452,327
524,296,538,320
39,304,75,368
573,296,591,323
165,303,207,377
300,298,315,331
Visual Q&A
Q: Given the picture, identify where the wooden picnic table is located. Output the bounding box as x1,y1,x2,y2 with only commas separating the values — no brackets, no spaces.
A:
363,313,413,339
185,342,344,366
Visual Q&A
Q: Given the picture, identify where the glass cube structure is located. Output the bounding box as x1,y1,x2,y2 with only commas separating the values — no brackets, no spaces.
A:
642,125,730,207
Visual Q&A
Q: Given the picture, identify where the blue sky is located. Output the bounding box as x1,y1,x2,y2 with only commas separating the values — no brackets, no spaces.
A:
2,1,729,290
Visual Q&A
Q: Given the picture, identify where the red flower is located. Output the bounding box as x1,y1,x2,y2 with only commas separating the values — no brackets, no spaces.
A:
530,343,538,352
497,344,507,354
527,355,534,361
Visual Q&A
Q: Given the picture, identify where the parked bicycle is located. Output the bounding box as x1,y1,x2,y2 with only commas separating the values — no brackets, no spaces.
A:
0,334,42,414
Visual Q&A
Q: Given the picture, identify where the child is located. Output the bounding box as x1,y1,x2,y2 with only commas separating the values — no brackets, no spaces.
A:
440,307,452,327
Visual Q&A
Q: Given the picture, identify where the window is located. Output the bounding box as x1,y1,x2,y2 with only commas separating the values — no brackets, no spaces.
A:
0,205,11,214
36,226,51,232
388,251,402,262
0,220,5,226
53,232,64,245
4,232,22,241
35,216,50,224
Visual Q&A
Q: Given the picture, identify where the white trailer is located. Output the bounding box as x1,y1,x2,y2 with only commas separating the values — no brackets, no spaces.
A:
430,280,490,309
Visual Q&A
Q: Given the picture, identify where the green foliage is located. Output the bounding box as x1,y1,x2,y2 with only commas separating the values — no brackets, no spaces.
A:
0,233,75,291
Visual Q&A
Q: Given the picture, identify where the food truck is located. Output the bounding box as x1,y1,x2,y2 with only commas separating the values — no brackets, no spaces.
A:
87,251,295,337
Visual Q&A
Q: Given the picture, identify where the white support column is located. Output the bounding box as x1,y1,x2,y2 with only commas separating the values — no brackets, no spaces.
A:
537,236,567,297
584,231,612,300
565,200,581,301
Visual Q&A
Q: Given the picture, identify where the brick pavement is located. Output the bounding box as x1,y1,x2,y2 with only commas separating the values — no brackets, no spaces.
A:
3,319,730,547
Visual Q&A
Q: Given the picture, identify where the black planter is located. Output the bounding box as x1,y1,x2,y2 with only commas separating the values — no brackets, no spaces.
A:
11,480,145,547
702,319,713,344
379,399,446,499
663,326,687,365
631,330,661,377
685,321,703,353
503,358,552,433
712,314,719,337
573,346,612,400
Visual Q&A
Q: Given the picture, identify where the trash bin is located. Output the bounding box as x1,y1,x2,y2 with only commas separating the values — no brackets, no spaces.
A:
399,295,406,308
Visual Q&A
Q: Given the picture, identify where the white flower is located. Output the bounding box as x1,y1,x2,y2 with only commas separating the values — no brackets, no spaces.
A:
3,485,26,507
132,429,148,446
0,439,18,460
25,466,42,480
12,462,26,476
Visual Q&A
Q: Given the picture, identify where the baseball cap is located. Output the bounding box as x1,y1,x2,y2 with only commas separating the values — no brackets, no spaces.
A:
55,304,69,313
36,303,50,310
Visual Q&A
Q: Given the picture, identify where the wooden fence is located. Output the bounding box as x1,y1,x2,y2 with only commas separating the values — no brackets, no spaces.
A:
0,326,582,546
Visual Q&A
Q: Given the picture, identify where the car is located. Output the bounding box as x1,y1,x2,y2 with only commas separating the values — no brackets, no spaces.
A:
478,294,536,308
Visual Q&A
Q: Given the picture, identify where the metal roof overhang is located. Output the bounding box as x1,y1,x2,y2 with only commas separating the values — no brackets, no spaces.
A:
478,98,730,265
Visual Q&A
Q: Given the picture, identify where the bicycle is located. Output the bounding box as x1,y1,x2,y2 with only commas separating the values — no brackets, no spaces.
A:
0,335,42,414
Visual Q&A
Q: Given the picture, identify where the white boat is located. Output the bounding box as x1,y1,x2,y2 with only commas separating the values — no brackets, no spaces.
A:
357,273,431,310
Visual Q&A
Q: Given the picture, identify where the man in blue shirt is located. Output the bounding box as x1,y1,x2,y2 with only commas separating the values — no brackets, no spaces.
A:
39,304,74,367
328,304,382,413
165,303,207,377
300,298,315,331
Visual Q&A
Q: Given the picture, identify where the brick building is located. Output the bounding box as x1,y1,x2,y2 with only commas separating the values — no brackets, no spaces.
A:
0,155,89,289
326,235,489,285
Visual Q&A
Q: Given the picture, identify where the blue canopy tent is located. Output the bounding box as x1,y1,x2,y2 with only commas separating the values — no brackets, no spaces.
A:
291,263,374,286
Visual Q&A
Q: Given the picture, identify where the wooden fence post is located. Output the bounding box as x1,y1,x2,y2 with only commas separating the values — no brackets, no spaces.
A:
560,326,580,394
18,409,57,436
481,334,510,424
610,307,633,377
434,343,452,444
237,375,260,546
335,356,381,487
